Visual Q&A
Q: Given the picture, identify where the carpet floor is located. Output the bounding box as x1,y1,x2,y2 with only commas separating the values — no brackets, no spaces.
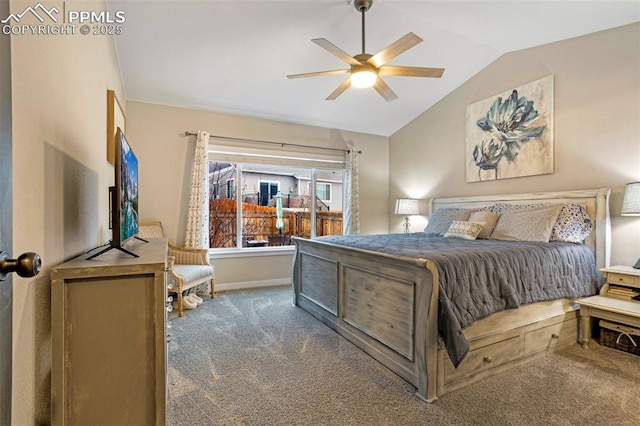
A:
168,287,640,426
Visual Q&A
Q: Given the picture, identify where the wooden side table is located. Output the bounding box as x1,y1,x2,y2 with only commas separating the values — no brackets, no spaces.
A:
576,266,640,348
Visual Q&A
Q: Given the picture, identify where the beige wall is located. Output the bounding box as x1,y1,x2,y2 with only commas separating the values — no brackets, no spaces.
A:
390,23,640,266
10,0,125,421
126,101,389,285
9,8,634,421
212,253,293,291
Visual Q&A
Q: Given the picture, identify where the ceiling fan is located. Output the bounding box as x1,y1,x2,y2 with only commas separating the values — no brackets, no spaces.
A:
287,0,444,102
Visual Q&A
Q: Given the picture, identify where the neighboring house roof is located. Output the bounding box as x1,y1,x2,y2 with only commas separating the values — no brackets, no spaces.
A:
241,164,309,178
211,163,342,183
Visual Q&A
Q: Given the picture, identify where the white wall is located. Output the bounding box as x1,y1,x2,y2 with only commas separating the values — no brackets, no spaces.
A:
126,101,389,286
10,0,125,421
390,23,640,266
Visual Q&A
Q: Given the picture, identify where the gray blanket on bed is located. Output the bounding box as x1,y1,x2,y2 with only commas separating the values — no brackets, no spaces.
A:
315,233,598,367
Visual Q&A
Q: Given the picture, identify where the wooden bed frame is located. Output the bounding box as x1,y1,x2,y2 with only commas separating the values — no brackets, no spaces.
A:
292,189,611,402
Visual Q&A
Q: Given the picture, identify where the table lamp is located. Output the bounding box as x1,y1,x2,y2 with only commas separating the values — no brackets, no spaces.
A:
395,198,419,233
621,181,640,268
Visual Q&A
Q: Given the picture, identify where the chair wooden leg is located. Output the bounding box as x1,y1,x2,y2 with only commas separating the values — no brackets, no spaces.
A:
177,292,184,317
210,279,215,299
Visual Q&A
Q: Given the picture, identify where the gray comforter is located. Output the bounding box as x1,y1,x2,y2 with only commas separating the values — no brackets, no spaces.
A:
315,233,598,367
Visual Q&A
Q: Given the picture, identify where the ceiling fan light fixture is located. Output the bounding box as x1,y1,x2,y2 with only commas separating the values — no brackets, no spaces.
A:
351,69,377,88
287,0,444,101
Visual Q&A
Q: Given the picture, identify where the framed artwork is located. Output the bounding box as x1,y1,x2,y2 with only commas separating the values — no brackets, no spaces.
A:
465,75,554,182
106,89,126,165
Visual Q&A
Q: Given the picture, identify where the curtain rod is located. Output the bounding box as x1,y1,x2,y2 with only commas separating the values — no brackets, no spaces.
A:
183,131,362,154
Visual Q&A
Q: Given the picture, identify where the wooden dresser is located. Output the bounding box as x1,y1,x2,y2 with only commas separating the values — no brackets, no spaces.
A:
50,238,168,425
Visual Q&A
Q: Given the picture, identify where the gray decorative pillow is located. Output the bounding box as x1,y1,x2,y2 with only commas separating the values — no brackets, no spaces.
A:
490,204,564,242
477,205,495,212
468,211,501,239
492,202,545,213
444,221,486,240
550,204,593,243
424,208,473,235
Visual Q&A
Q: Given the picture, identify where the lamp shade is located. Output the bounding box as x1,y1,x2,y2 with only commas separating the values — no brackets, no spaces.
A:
621,182,640,216
395,198,419,215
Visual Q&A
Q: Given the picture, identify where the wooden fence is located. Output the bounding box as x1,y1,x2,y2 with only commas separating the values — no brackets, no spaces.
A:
209,210,342,248
295,211,343,239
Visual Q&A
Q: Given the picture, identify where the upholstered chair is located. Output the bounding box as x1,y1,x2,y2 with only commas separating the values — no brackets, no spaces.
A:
138,221,215,317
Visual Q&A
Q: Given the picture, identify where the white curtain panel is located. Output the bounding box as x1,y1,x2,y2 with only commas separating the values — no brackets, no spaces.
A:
184,130,210,249
343,141,360,235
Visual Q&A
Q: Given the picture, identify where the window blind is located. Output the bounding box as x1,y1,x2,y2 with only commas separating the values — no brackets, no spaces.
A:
208,142,346,170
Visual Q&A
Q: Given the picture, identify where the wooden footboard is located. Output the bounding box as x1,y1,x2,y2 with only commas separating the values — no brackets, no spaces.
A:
292,237,581,402
292,237,440,402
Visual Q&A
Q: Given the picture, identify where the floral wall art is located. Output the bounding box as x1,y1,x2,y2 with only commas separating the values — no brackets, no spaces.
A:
466,75,554,182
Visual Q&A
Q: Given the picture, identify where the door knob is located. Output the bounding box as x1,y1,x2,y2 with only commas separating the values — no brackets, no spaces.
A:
0,251,42,281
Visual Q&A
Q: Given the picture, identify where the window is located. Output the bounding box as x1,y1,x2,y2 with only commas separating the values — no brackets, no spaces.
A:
226,179,235,199
309,182,331,202
208,160,345,249
259,181,279,206
211,183,220,199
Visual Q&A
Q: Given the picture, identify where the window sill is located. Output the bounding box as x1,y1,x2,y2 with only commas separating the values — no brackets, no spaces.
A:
208,245,295,260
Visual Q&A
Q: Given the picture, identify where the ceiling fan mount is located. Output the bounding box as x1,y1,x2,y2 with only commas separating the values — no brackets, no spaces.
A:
353,53,372,62
353,0,373,13
287,0,444,102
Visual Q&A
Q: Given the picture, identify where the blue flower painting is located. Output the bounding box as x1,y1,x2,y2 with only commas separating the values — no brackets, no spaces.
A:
466,76,554,182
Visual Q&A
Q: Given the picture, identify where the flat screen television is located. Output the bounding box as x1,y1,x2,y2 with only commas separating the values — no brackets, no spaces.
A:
87,128,141,260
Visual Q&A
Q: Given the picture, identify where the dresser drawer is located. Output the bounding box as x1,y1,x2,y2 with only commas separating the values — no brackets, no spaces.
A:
608,273,638,286
524,317,577,354
445,336,522,383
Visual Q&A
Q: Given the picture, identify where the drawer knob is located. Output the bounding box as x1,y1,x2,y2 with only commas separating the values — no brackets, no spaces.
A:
551,333,559,339
483,356,492,364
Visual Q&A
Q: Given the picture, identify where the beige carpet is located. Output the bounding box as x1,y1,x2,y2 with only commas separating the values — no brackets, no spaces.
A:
168,287,640,425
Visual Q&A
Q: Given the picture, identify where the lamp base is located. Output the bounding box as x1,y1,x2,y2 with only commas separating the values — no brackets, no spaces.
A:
403,216,411,234
633,257,640,269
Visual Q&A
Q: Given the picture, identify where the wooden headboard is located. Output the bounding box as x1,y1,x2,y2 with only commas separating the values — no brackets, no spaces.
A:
429,188,611,272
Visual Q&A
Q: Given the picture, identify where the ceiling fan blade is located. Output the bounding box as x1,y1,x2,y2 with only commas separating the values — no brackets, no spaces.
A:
368,32,423,68
378,65,445,78
373,77,398,102
312,38,361,66
287,69,350,79
326,78,352,100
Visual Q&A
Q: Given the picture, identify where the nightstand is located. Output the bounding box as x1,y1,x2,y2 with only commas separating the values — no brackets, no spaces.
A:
576,266,640,348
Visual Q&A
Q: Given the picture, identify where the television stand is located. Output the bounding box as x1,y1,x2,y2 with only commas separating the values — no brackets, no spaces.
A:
86,244,139,261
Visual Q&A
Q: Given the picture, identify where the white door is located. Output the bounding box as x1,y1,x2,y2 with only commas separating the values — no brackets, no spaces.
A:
0,3,13,419
0,8,41,423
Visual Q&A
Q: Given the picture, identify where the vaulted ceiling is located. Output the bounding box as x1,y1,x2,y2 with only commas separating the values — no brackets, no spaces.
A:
109,0,639,136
